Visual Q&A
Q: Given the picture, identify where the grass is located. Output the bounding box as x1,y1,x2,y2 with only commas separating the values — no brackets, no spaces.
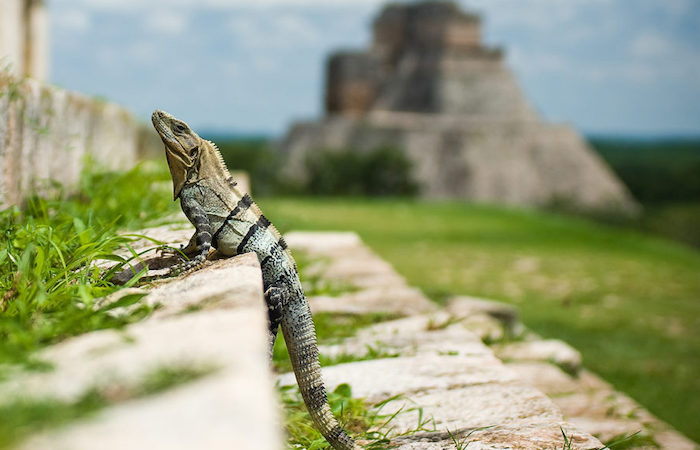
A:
259,197,700,443
0,364,214,449
273,312,401,373
0,160,178,371
279,382,434,449
293,251,358,297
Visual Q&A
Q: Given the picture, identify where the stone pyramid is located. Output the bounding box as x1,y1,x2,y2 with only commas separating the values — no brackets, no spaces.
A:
279,1,637,214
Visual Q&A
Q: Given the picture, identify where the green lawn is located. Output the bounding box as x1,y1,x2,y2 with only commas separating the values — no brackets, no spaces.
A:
259,197,700,443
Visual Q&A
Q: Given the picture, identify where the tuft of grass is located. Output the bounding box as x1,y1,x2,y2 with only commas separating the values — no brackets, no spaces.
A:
279,382,434,449
425,314,462,331
447,426,494,450
559,427,573,450
294,251,357,298
0,161,178,371
0,364,214,449
603,430,658,449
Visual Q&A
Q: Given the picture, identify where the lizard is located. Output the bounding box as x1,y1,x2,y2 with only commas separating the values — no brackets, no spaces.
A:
151,110,360,450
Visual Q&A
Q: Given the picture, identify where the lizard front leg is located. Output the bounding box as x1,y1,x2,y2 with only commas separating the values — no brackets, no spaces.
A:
170,197,212,276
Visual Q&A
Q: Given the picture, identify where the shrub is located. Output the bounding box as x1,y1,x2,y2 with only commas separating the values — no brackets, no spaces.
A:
210,138,283,196
304,147,419,197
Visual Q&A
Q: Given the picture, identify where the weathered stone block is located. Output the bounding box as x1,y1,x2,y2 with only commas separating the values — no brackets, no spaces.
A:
0,71,154,208
494,339,583,375
3,253,281,450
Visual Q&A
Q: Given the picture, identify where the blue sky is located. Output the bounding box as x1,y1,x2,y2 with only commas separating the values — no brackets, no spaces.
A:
49,0,700,137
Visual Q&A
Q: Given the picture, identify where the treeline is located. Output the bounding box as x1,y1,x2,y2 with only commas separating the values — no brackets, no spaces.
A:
209,138,418,197
212,136,700,203
589,137,700,204
589,136,700,247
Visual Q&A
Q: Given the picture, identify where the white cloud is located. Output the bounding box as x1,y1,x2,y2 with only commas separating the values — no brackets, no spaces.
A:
126,42,159,63
665,0,693,17
630,31,674,58
252,55,279,73
65,0,385,11
227,13,320,49
275,14,318,42
53,10,91,33
508,48,662,84
144,12,188,35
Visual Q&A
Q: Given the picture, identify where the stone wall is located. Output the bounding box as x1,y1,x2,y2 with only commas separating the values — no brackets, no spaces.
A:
0,0,49,81
0,73,150,208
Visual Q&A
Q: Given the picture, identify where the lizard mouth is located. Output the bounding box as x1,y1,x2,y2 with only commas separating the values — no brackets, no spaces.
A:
152,110,191,157
151,110,177,144
152,109,190,154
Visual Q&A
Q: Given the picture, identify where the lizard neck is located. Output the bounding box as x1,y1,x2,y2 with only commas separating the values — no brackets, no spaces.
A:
190,140,231,185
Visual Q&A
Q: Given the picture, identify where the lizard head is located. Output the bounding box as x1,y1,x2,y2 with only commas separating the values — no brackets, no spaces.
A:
151,110,202,200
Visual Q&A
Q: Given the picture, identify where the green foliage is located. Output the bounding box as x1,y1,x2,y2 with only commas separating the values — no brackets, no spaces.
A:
0,161,178,370
447,426,494,450
0,364,213,449
210,138,283,195
279,382,433,449
279,383,372,449
588,137,700,247
197,137,419,198
590,137,700,203
604,431,659,449
293,251,357,297
304,147,419,197
637,202,700,248
259,197,700,443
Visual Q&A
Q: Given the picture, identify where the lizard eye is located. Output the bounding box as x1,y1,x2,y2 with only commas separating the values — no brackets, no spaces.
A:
174,123,187,133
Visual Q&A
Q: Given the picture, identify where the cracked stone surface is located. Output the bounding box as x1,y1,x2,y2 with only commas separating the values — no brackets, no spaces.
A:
392,422,604,450
5,250,281,450
494,339,583,375
319,312,492,358
280,233,605,449
285,231,437,315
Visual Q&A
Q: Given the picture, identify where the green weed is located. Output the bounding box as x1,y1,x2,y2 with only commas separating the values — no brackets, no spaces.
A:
603,430,658,449
279,382,434,449
294,252,357,298
0,161,177,371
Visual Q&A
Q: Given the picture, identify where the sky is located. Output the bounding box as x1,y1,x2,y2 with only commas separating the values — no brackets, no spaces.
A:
49,0,700,137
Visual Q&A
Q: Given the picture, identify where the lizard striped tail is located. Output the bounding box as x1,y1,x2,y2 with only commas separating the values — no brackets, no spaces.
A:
280,296,360,450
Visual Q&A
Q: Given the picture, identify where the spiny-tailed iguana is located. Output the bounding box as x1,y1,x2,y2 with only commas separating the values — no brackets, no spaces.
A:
151,110,359,450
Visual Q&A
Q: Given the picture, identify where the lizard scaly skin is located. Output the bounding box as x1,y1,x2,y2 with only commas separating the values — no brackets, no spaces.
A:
151,110,360,450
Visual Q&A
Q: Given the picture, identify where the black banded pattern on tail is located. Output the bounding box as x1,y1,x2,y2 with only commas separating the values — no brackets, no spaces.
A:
280,288,360,450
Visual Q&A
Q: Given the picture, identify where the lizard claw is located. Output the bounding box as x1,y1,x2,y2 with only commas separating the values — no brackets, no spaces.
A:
158,244,185,259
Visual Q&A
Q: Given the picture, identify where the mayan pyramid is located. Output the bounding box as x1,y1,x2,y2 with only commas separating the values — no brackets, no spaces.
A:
279,1,637,213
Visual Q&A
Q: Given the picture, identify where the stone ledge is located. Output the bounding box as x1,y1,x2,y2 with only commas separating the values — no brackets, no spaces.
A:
285,230,437,316
3,251,281,450
281,231,605,449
